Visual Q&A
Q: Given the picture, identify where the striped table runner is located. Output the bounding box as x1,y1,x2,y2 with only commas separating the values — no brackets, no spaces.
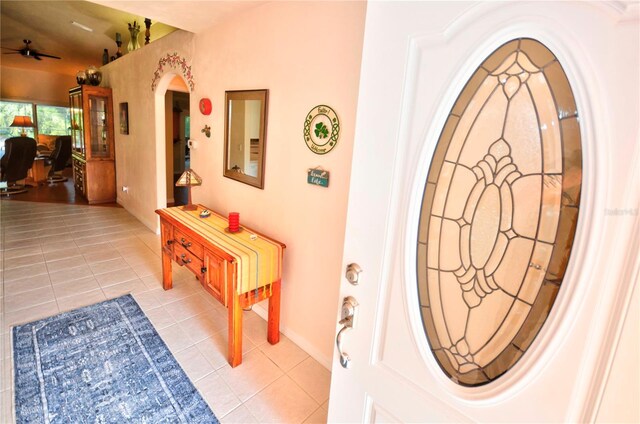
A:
162,205,283,295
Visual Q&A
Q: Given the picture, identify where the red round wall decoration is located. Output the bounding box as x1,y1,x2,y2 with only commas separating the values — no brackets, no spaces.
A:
199,98,212,115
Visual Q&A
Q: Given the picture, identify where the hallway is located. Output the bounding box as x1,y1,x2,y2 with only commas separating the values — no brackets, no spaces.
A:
0,200,330,423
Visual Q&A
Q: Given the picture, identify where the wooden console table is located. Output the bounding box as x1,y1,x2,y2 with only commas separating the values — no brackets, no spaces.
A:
156,205,285,367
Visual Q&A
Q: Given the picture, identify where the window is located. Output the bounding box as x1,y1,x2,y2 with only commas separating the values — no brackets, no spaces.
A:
0,100,35,141
0,100,70,154
36,105,71,136
417,38,582,386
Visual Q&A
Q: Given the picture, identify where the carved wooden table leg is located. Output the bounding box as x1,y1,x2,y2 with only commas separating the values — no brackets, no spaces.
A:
162,247,173,290
228,266,243,367
267,280,281,344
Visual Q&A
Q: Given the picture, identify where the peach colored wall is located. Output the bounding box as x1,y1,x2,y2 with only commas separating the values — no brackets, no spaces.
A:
101,2,365,368
190,1,366,367
100,30,195,229
1,66,75,106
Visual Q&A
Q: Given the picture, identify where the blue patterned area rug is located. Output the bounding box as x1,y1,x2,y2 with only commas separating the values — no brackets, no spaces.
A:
13,294,218,423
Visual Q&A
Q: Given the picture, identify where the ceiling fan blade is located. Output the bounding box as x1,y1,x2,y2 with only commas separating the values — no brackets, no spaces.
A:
35,52,61,60
1,47,22,51
34,55,43,61
3,52,22,55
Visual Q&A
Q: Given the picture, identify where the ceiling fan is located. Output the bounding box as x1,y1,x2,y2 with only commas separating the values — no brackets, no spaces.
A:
2,39,61,60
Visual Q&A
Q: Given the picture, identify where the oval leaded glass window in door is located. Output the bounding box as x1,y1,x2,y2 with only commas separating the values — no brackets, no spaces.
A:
417,38,582,386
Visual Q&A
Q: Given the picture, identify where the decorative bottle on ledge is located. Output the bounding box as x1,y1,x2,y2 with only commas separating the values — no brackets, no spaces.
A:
127,21,141,52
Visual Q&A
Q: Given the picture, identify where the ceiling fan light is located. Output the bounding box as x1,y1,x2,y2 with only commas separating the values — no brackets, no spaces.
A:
71,21,94,32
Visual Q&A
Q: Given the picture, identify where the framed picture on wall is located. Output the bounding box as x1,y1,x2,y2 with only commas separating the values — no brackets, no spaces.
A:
119,102,129,135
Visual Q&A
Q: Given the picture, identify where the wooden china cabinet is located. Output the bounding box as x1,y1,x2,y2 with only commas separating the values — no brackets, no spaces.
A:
69,85,116,204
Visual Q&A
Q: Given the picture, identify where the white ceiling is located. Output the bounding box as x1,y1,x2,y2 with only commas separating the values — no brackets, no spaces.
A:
1,1,265,77
90,1,265,34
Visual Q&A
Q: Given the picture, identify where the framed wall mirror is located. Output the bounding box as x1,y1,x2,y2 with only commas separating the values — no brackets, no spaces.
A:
223,89,268,189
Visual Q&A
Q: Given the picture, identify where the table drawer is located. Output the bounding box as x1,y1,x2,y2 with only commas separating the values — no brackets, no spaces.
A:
174,243,204,276
174,228,204,259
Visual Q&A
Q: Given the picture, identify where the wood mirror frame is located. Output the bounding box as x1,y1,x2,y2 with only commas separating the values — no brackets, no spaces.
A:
223,89,268,189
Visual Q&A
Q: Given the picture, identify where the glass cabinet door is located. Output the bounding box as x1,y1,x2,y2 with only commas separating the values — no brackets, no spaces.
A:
70,90,85,156
88,95,110,158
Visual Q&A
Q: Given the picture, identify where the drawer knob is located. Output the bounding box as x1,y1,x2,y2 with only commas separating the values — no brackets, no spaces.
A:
201,267,207,274
180,254,192,265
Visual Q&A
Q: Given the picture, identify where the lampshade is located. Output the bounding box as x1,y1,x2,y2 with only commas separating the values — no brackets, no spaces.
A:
175,169,203,187
10,115,34,128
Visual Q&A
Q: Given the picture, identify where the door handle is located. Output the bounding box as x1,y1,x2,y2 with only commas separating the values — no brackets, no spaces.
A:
336,296,358,369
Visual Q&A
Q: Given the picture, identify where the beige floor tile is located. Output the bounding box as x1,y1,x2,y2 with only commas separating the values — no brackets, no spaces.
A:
221,405,257,424
3,253,45,270
218,349,283,402
52,277,101,299
173,345,215,382
259,335,309,372
4,301,59,332
289,357,331,404
44,247,82,262
195,331,255,371
123,252,160,267
101,279,148,299
243,314,269,346
57,289,107,313
40,241,75,254
1,388,14,424
77,242,115,255
164,295,211,322
89,258,130,275
244,375,318,424
194,372,242,418
132,261,162,278
131,289,163,311
4,286,56,313
303,406,328,424
140,273,164,290
155,283,198,305
144,306,177,330
4,274,52,297
46,256,86,273
4,246,42,260
95,268,139,287
156,323,194,353
74,235,109,247
49,264,94,285
177,309,227,343
83,250,122,264
3,263,48,283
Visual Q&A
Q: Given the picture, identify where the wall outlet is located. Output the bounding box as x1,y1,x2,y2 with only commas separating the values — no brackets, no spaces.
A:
122,186,129,192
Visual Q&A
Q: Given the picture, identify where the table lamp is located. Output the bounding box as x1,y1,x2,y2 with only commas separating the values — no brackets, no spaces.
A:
175,168,202,211
10,115,34,137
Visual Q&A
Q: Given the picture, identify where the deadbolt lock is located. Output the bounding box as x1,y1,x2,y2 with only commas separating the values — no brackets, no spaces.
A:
345,263,362,285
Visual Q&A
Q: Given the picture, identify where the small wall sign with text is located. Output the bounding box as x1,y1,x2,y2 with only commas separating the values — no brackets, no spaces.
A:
304,105,340,155
307,167,329,188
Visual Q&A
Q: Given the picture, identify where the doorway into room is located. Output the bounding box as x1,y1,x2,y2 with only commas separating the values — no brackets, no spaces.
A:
164,85,190,207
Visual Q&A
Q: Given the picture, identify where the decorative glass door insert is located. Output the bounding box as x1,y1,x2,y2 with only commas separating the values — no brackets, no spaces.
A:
417,38,582,386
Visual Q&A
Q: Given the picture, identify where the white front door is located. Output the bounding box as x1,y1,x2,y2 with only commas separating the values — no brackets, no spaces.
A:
329,2,639,422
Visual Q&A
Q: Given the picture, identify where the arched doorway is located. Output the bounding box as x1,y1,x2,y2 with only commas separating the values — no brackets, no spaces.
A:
153,73,191,215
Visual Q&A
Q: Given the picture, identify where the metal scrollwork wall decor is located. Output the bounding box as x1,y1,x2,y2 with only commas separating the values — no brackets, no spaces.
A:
417,38,582,386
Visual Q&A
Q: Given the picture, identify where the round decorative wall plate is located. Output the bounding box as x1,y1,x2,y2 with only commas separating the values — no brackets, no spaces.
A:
199,98,212,115
303,105,340,155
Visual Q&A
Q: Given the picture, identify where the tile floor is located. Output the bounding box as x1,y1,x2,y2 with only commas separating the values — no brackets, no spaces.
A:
0,200,330,423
